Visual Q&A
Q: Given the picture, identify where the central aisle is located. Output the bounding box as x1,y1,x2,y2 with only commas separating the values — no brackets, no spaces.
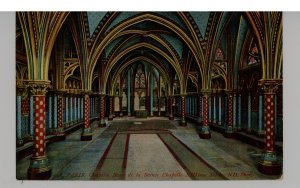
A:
126,134,191,180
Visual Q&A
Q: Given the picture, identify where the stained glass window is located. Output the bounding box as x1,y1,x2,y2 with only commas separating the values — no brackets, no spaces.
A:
135,65,146,88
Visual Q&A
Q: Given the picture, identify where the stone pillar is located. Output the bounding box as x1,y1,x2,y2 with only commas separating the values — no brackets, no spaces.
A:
218,94,222,125
213,94,217,123
257,80,282,175
199,90,211,139
16,86,24,146
168,96,174,120
208,96,212,123
158,97,161,116
165,96,169,117
99,94,106,127
119,96,123,117
197,94,202,124
127,71,131,116
247,93,252,133
81,93,92,141
257,94,265,136
27,81,51,180
108,96,114,120
180,95,187,126
224,91,234,138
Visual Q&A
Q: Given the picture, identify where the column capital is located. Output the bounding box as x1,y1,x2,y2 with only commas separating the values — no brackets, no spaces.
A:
28,80,51,96
258,79,282,94
200,89,211,96
80,90,92,96
16,81,27,97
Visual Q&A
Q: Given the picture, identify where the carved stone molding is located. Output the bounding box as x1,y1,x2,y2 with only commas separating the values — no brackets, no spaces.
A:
258,79,282,94
27,80,51,96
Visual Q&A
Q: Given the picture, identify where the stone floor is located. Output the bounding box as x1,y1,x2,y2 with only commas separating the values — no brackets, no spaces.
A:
16,117,282,180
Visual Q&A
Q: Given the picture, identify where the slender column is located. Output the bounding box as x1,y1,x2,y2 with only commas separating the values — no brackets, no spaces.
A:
81,93,92,141
70,96,74,123
47,95,52,130
150,72,154,116
127,71,131,116
197,94,202,124
257,94,264,136
247,94,252,133
199,90,211,139
233,93,237,130
208,96,212,122
213,94,217,123
16,90,23,146
158,97,161,116
180,95,187,126
218,94,222,125
257,80,282,175
99,94,106,127
74,97,77,122
165,96,169,117
51,91,66,139
237,94,242,131
168,96,174,120
225,91,235,138
65,96,69,126
119,96,123,117
108,96,114,120
27,81,51,179
53,95,58,129
77,96,80,122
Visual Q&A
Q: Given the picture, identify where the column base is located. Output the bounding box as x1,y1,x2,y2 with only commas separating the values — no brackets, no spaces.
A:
16,139,24,147
27,156,52,180
180,119,187,126
119,112,123,117
246,128,252,134
98,119,106,127
257,151,282,175
81,128,92,141
158,111,161,116
257,131,265,138
218,121,222,126
108,114,114,121
150,112,154,117
50,128,66,141
127,112,131,117
224,127,235,138
199,126,211,139
169,114,174,120
236,126,242,132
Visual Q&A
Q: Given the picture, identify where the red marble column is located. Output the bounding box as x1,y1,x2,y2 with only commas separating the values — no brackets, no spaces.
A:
168,96,174,120
99,94,106,127
180,95,187,126
53,91,66,140
199,91,211,139
108,96,114,120
197,94,202,124
27,81,51,180
224,91,234,138
257,80,282,175
81,93,92,141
